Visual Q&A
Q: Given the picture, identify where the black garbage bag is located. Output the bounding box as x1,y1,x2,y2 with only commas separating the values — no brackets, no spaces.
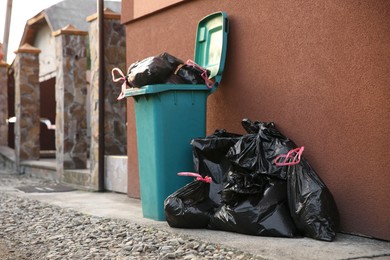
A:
164,175,217,229
284,147,340,241
165,130,241,229
209,173,298,237
175,61,211,85
225,133,260,174
126,52,183,87
227,119,297,179
163,74,187,84
220,167,267,204
192,129,242,205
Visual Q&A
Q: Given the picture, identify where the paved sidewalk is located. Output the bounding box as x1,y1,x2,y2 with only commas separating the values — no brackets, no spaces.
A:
1,173,389,260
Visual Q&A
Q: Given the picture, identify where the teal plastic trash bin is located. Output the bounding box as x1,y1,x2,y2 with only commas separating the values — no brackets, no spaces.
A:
125,12,229,220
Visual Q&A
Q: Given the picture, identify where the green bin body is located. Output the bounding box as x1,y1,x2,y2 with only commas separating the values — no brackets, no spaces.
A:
125,12,229,220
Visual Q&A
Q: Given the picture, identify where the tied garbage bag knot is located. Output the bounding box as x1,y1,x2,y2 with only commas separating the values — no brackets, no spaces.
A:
175,60,214,88
226,119,298,180
112,68,129,100
178,172,212,183
274,146,305,166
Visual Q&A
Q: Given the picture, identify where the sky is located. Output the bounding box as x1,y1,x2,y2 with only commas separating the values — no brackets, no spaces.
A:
0,0,65,62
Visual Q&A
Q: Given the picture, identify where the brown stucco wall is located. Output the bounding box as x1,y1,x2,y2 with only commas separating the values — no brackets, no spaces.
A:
123,0,390,240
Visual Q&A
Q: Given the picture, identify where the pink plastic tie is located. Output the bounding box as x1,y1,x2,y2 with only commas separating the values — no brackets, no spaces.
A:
274,146,305,166
185,60,214,88
178,172,212,183
112,68,128,100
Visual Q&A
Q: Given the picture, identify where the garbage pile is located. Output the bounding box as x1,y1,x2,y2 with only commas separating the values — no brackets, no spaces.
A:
112,52,213,100
164,119,340,241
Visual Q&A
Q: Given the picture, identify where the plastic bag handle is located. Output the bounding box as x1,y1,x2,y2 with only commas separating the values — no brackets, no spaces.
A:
178,172,212,183
112,68,129,100
185,60,214,89
274,146,305,166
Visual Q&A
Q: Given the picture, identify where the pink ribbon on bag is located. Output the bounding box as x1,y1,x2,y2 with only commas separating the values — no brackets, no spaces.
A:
112,68,128,100
185,60,214,88
178,172,213,183
274,146,305,166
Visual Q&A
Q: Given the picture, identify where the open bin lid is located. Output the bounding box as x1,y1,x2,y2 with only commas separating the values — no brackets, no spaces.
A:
125,11,229,97
194,11,229,90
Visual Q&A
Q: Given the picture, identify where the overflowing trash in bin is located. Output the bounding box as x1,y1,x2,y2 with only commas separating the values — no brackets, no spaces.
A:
165,119,340,241
112,52,213,100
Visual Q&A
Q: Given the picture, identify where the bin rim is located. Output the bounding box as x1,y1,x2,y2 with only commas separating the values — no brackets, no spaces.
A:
124,84,211,97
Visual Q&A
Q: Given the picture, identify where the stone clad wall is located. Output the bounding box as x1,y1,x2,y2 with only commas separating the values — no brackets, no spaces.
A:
54,26,88,180
1,12,127,192
0,12,127,192
103,15,127,155
13,44,41,168
0,61,8,146
88,10,127,189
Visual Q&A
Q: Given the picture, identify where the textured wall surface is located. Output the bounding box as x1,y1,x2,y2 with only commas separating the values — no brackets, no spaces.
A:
89,12,127,190
123,0,390,239
102,17,127,155
14,47,40,166
55,32,88,179
0,62,8,145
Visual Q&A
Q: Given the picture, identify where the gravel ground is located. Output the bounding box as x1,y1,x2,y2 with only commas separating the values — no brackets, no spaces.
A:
0,174,263,260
